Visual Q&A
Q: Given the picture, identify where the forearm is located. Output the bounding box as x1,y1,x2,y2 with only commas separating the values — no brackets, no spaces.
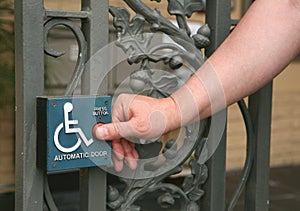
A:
94,0,300,171
169,0,300,129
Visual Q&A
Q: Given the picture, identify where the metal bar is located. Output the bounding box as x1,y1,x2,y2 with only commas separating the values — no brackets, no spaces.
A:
245,83,272,211
205,0,231,56
14,0,45,210
242,0,254,15
80,0,109,210
242,2,272,210
200,0,231,211
201,134,227,211
45,10,90,19
81,0,109,95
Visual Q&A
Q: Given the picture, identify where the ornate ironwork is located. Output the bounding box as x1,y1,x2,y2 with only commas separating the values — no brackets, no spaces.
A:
107,1,210,210
43,17,89,211
108,1,256,211
42,1,257,210
44,18,88,96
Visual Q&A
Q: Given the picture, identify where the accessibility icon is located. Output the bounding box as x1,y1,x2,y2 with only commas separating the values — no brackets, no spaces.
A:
37,96,112,172
54,102,94,153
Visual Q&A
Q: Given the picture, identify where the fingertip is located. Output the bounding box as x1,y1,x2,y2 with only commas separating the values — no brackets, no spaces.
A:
112,155,124,172
93,123,109,140
126,157,138,170
112,146,125,161
132,149,139,160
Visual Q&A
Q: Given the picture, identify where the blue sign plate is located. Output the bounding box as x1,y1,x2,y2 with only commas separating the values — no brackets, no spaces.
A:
37,96,112,172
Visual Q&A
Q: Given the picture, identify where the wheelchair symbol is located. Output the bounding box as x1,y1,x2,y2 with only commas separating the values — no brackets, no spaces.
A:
54,102,94,153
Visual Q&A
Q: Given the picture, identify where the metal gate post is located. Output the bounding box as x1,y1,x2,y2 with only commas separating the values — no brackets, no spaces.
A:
201,0,231,210
242,0,254,16
245,83,272,211
14,0,45,210
240,2,272,210
80,0,109,210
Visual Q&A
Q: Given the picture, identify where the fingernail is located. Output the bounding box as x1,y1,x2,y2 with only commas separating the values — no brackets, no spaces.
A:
112,156,124,172
127,158,138,170
113,150,124,161
93,124,108,139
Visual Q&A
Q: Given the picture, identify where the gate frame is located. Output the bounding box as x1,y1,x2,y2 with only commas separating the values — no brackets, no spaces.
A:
14,0,109,210
14,0,272,210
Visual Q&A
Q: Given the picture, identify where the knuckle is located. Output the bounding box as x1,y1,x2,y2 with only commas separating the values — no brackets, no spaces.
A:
133,119,151,134
290,0,300,10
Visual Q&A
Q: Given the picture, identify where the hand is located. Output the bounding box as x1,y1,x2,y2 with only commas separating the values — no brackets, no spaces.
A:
93,94,179,172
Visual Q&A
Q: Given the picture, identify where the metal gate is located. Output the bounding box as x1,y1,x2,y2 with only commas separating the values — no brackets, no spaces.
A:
14,0,272,210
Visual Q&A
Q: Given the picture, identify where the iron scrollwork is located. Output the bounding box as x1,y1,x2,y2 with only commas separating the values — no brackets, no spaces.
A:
44,18,88,96
108,1,210,210
42,1,256,210
43,17,88,211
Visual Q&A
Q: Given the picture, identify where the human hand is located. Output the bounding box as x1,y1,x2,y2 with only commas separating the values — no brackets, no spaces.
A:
93,94,179,172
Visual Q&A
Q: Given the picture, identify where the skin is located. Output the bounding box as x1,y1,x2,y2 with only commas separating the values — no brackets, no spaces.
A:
93,0,300,171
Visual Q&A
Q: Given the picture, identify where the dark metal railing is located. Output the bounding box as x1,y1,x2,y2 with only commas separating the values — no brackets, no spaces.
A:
14,0,272,210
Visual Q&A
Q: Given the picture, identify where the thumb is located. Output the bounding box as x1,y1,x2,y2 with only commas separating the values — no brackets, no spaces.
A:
93,121,137,140
93,123,120,140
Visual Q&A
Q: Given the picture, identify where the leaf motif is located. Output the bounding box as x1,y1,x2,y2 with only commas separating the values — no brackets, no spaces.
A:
187,201,199,211
188,187,205,201
131,14,146,35
157,192,175,208
109,6,130,34
197,164,208,185
151,74,179,95
168,0,204,18
182,174,194,192
109,6,153,63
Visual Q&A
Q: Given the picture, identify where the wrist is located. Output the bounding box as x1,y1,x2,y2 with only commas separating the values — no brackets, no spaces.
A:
159,97,181,133
169,82,205,125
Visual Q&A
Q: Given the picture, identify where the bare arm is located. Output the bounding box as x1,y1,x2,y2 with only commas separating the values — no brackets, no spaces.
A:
172,0,300,125
94,0,300,171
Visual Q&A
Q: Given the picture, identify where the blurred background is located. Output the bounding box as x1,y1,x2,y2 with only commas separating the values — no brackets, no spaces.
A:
1,0,300,210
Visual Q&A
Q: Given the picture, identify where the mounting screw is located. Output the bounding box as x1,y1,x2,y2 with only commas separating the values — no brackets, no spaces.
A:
51,162,56,168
